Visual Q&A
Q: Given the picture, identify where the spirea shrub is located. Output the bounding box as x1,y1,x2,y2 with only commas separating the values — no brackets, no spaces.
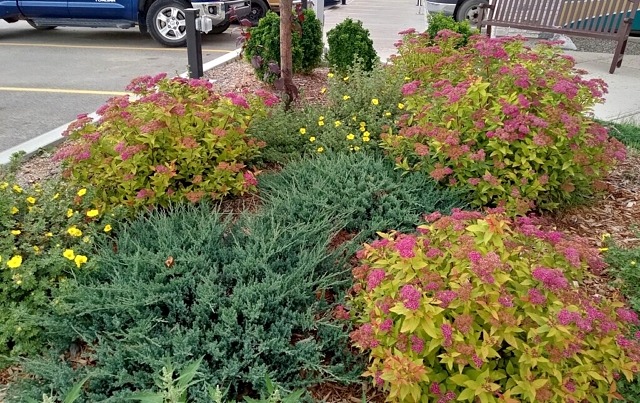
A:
326,18,378,75
0,181,122,365
384,32,626,213
347,211,640,402
54,74,274,212
244,9,323,83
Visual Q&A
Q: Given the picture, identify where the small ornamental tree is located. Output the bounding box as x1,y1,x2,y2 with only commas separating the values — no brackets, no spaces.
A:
384,32,626,214
55,75,277,212
347,211,640,402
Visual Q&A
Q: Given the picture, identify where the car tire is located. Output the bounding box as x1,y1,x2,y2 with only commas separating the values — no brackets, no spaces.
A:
27,20,56,30
247,0,268,26
209,21,231,34
455,0,486,27
146,0,190,47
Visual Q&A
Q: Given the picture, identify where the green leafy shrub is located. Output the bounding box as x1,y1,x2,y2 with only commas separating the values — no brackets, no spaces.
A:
326,18,378,75
604,243,640,401
425,12,476,46
384,34,625,213
249,64,404,163
0,180,122,366
54,75,273,212
348,211,640,402
243,9,323,83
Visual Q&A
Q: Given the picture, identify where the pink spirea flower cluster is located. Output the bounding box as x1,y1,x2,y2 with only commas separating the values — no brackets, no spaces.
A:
531,267,568,291
400,284,421,310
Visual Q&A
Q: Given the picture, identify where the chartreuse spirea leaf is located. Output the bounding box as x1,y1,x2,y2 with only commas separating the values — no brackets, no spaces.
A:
349,211,640,402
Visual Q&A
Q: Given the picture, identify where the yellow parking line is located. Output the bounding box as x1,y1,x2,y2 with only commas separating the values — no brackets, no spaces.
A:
0,42,230,53
0,87,129,96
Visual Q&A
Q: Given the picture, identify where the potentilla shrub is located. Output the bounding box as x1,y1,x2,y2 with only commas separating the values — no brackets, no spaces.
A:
384,32,626,214
54,74,276,212
347,211,640,402
249,64,404,162
0,181,122,365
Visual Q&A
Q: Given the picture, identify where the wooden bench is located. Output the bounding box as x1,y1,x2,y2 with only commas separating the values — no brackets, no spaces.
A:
478,0,640,73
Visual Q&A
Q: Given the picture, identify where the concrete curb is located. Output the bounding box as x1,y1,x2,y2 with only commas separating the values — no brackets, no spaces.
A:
0,48,243,166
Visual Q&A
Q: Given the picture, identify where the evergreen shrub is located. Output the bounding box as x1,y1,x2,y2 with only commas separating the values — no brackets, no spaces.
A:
348,212,640,402
9,204,359,401
54,75,274,212
425,12,476,46
258,152,469,236
243,9,323,83
385,33,626,214
326,18,378,75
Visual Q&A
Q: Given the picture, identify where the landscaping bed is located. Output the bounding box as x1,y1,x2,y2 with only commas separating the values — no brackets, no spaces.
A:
2,15,640,403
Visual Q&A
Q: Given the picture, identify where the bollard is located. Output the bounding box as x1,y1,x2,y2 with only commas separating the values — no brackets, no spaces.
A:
341,0,345,4
185,8,204,79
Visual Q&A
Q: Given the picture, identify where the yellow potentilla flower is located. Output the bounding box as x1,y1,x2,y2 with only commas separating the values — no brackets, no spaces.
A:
67,226,83,237
352,116,357,121
360,127,366,132
371,98,379,105
342,95,351,101
327,72,334,78
26,197,36,204
599,248,609,252
104,224,112,232
404,76,411,81
10,206,18,214
359,121,366,127
12,185,22,193
82,236,91,243
52,193,60,200
334,120,342,128
363,136,370,142
318,121,325,126
299,128,307,135
384,111,391,117
33,246,40,253
77,188,87,197
318,116,324,120
11,230,21,235
354,146,361,151
346,134,355,140
343,76,349,81
46,232,53,237
86,209,99,218
309,137,316,142
317,147,324,153
12,273,22,285
320,87,327,94
63,249,75,260
7,255,22,269
0,182,8,190
601,233,610,241
398,103,405,109
66,209,74,218
74,255,88,268
364,131,370,136
631,260,637,266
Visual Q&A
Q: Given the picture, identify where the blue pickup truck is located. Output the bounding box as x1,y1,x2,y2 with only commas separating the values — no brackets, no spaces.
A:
0,0,251,46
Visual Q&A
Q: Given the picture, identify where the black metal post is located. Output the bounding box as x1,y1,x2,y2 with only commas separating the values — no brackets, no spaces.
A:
185,8,203,79
341,0,345,4
301,0,308,9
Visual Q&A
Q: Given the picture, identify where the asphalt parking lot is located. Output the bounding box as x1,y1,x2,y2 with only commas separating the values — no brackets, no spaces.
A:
0,20,243,152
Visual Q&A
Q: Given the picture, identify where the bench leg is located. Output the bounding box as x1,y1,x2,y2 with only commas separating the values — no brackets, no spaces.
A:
610,25,632,74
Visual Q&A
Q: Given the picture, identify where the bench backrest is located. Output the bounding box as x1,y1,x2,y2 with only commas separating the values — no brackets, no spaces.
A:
487,0,639,34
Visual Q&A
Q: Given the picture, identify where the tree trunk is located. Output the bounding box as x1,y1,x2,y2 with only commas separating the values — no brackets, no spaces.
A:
279,0,297,107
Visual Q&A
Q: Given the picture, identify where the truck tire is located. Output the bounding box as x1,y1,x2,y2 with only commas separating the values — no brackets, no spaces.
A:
147,0,190,47
209,21,231,34
27,20,56,30
455,0,486,26
247,0,268,26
